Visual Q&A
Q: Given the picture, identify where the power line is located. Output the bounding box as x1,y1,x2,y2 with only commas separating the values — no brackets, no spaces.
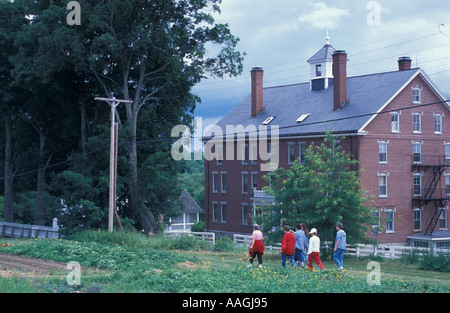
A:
3,98,448,181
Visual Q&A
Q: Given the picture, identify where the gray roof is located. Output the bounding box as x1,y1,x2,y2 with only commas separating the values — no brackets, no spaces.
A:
213,68,424,138
178,190,201,213
407,230,450,241
307,44,336,63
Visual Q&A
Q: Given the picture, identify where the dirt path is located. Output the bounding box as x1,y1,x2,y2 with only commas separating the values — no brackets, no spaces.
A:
0,253,100,278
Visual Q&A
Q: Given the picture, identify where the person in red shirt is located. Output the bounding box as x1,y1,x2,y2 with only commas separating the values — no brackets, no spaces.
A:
280,225,296,267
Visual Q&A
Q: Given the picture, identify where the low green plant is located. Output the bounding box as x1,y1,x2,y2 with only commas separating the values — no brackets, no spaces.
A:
213,237,236,252
190,221,205,232
418,251,450,272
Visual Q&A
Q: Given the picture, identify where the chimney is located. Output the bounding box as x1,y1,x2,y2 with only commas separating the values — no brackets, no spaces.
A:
398,56,412,71
332,50,347,111
251,67,264,117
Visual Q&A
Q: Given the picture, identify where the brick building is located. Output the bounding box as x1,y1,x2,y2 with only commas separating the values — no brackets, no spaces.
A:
203,38,450,245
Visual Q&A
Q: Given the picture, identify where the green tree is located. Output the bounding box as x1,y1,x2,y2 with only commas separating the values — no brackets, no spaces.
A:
260,132,373,244
66,0,244,233
0,0,29,222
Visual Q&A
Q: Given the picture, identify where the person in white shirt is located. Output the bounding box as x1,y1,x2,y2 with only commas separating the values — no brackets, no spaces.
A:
307,228,324,271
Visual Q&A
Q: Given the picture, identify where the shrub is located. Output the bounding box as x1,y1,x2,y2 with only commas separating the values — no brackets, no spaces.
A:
190,221,205,232
213,237,236,252
418,251,450,272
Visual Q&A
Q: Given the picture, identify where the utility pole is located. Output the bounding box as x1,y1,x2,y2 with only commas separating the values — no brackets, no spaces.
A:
95,97,132,232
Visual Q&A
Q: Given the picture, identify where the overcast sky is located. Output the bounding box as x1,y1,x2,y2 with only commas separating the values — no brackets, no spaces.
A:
192,0,450,129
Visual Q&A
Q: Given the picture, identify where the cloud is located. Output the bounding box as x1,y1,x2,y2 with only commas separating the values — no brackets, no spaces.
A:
296,2,350,30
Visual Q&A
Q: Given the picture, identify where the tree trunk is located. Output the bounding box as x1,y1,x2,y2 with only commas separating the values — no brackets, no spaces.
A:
3,110,15,222
34,130,51,226
80,97,88,159
127,112,158,235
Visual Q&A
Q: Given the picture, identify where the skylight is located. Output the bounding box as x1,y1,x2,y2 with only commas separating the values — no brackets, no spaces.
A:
262,116,275,125
296,113,311,123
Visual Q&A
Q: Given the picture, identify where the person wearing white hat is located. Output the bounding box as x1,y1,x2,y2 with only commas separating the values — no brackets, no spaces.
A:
307,228,324,271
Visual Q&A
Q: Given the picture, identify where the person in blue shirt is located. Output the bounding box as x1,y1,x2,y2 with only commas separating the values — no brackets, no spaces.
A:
294,223,307,268
333,222,346,271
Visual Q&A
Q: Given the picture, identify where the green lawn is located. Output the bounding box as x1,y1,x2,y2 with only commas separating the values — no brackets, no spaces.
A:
0,232,449,293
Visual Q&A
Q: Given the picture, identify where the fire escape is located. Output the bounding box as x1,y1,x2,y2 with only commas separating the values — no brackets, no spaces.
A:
412,155,450,235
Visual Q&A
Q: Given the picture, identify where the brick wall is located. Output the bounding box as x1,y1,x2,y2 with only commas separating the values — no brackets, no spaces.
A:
359,74,450,243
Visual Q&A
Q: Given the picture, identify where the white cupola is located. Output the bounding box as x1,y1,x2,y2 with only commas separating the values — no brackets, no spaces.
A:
307,31,335,91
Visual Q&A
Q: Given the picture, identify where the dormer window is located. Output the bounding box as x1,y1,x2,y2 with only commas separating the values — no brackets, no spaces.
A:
316,64,322,77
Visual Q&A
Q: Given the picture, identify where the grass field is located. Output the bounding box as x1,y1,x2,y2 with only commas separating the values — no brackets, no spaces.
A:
0,231,449,293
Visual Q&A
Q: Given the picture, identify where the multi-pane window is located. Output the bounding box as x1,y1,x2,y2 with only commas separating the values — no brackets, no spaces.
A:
413,88,421,103
391,112,400,132
316,64,322,77
216,145,223,166
288,143,296,164
413,113,421,133
446,175,450,196
386,210,394,232
434,114,443,134
446,144,450,165
379,174,387,197
221,173,227,193
251,173,258,190
413,174,422,196
250,143,258,165
299,142,306,164
371,210,381,234
439,209,447,229
379,141,387,163
242,204,249,225
220,203,227,223
413,209,421,231
241,173,248,194
241,144,249,165
413,142,421,163
212,202,218,222
212,173,218,192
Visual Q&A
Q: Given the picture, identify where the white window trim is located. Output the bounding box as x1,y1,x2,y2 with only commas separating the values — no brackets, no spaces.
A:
412,86,423,104
220,172,227,193
434,113,443,134
212,172,219,193
412,141,422,164
241,172,248,194
220,202,227,224
412,112,422,133
385,208,396,233
413,173,423,196
378,140,388,164
250,143,258,165
241,143,248,165
413,208,422,232
439,207,448,230
288,142,295,164
377,172,389,198
391,112,400,133
216,144,223,166
212,201,219,222
242,203,249,225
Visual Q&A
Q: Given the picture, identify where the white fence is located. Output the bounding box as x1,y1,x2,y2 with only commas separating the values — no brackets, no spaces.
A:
164,231,215,245
0,220,60,239
233,234,282,252
341,244,449,259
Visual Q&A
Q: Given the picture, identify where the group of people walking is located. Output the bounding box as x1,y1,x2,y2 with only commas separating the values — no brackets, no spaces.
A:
248,222,346,272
